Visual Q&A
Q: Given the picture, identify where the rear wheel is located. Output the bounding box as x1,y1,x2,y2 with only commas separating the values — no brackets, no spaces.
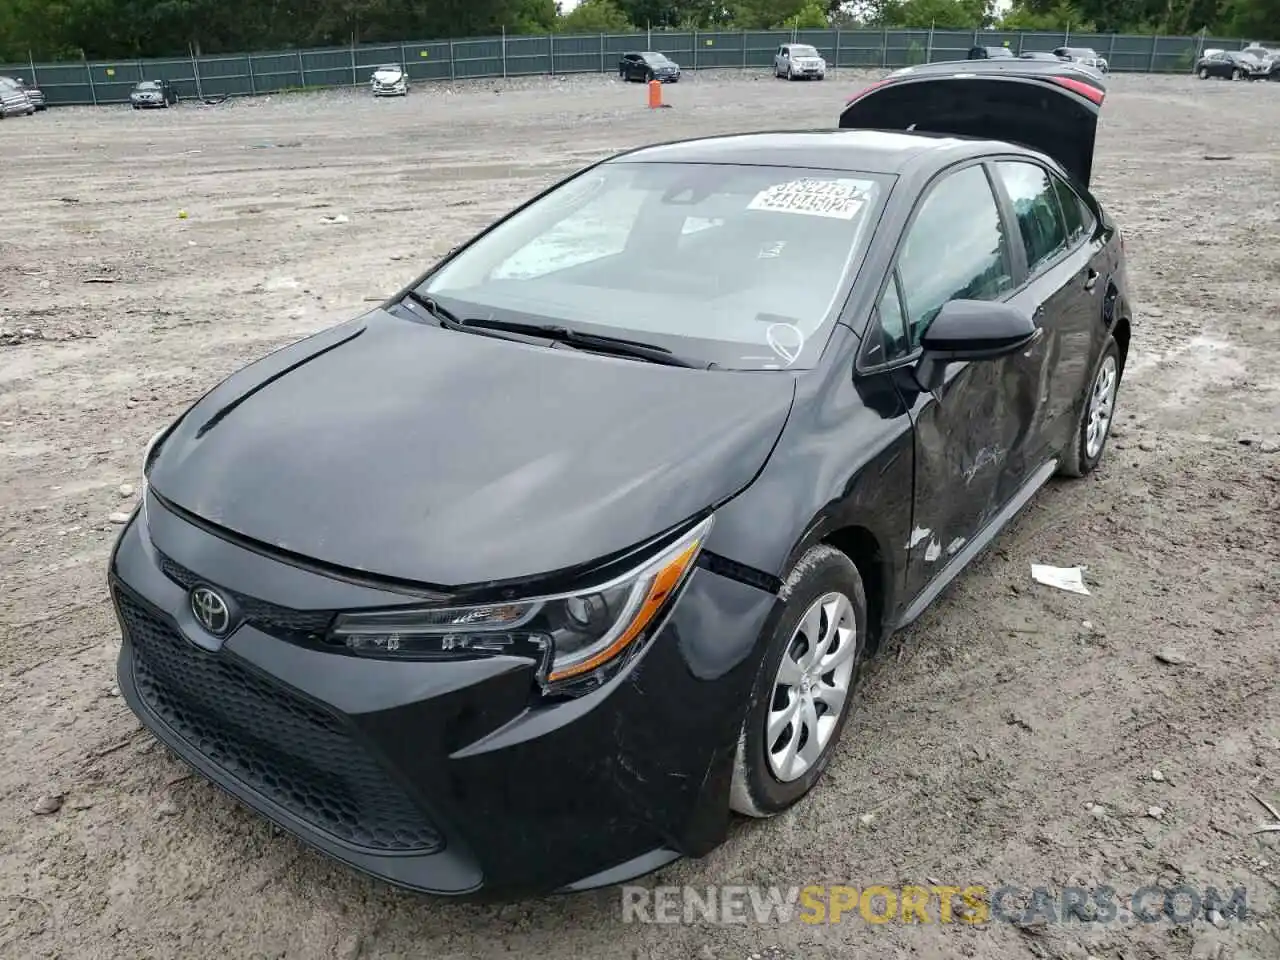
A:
730,546,867,817
1058,335,1122,478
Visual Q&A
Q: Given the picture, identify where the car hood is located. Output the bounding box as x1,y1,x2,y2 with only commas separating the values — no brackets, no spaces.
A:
148,309,797,589
373,70,404,82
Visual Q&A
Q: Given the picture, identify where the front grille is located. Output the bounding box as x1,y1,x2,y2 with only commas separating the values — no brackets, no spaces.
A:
158,553,334,640
119,589,443,853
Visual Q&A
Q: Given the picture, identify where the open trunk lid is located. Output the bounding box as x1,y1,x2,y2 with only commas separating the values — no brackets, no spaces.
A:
839,59,1107,187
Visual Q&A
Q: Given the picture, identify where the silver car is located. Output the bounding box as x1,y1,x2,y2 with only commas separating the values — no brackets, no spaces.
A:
12,78,45,110
371,64,409,97
774,44,827,81
1053,46,1109,74
0,77,35,118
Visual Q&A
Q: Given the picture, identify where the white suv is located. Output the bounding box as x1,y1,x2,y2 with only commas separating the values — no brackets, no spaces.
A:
774,44,827,81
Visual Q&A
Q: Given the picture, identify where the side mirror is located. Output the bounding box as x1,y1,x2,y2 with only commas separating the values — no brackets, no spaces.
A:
915,299,1040,392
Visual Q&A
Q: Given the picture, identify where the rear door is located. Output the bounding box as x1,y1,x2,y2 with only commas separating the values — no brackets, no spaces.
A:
839,59,1106,189
989,158,1106,467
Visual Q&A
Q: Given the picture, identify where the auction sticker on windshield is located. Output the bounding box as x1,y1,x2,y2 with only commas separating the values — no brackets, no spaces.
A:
747,178,873,220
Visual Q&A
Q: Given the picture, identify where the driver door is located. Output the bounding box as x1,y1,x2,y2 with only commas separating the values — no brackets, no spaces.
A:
874,162,1036,604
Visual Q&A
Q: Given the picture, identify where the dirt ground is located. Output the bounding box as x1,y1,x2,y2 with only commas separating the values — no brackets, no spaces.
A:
1,69,1278,960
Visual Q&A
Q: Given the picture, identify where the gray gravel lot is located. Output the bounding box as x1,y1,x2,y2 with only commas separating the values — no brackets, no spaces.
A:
1,69,1278,959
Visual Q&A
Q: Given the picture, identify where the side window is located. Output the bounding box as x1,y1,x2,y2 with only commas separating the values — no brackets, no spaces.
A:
1049,172,1095,243
994,161,1069,275
895,164,1015,349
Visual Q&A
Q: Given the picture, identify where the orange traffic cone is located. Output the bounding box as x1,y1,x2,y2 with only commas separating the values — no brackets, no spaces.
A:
648,79,666,109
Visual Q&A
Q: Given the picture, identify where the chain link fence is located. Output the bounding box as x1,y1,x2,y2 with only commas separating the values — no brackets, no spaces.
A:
3,28,1273,107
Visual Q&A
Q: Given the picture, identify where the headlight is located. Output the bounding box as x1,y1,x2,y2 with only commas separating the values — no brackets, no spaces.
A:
329,515,713,694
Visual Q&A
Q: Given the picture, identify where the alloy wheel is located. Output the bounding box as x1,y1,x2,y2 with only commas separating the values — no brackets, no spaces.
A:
765,591,857,783
1085,354,1118,459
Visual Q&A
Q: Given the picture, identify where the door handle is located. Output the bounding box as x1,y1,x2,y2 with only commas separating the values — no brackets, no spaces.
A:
1083,267,1099,292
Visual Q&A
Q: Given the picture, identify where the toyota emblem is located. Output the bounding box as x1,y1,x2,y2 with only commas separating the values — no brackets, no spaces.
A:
190,586,231,636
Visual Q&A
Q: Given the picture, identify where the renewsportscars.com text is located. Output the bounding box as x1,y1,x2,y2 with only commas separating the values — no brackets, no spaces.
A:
620,883,1249,926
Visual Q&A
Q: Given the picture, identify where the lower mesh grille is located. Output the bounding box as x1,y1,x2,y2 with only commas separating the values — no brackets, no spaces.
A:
118,589,442,853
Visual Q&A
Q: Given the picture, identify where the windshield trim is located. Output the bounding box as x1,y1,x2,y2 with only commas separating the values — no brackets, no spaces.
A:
409,160,897,372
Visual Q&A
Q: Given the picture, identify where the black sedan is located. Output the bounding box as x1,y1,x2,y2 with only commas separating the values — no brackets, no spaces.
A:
1195,49,1270,80
111,59,1131,900
619,51,680,82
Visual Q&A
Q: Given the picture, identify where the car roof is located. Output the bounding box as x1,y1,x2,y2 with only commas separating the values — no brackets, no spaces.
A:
609,129,1006,176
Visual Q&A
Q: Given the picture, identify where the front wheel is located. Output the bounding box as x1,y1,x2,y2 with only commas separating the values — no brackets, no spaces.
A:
1198,67,1209,79
1058,335,1122,478
730,545,867,818
1232,68,1244,80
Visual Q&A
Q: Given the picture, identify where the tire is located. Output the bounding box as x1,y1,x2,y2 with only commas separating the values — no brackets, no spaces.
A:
1198,67,1209,79
787,65,795,81
1058,335,1122,478
729,545,867,818
1232,68,1243,80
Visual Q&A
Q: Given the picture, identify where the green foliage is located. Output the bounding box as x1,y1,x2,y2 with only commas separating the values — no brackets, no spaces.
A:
998,2,1096,31
866,0,992,28
558,0,633,32
0,0,1274,61
730,0,829,27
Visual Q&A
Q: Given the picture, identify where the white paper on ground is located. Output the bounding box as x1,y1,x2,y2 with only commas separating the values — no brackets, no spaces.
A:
1031,564,1091,596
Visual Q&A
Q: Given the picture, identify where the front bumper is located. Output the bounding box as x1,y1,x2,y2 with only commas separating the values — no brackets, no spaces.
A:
110,494,777,899
372,85,408,96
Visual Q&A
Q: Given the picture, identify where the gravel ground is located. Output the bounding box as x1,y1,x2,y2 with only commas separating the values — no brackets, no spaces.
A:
1,69,1278,960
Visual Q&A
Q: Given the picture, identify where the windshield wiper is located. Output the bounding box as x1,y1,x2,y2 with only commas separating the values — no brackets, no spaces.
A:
403,294,699,368
459,316,700,368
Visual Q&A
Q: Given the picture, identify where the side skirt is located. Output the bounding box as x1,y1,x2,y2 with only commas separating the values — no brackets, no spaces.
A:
890,457,1058,631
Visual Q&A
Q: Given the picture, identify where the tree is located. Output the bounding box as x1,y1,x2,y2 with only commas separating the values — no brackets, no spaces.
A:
558,0,633,31
870,0,992,28
1220,0,1280,35
730,0,828,28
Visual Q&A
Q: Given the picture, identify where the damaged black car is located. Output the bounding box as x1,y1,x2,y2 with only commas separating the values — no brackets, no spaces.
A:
111,59,1132,899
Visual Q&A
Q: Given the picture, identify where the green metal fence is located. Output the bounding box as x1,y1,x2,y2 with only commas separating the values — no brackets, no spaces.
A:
3,28,1272,107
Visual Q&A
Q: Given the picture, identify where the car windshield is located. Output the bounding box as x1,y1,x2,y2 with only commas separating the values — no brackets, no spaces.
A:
1065,48,1097,57
643,54,671,64
418,162,889,370
791,46,819,57
1239,52,1263,62
136,81,158,90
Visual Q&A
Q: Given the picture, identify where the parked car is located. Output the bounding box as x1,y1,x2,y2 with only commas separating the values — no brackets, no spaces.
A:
11,77,45,110
111,57,1129,900
1195,49,1270,80
370,63,409,97
967,45,1015,60
1239,45,1278,79
0,77,35,117
1053,46,1109,73
618,51,681,83
774,43,827,79
130,79,178,108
